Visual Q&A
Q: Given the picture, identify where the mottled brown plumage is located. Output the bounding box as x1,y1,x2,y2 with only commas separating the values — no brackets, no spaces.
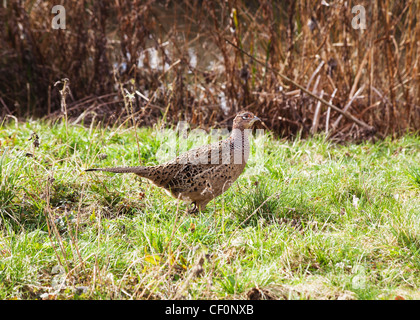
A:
86,112,260,212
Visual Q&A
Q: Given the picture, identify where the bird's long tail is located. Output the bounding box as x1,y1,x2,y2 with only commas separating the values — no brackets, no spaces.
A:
85,166,151,177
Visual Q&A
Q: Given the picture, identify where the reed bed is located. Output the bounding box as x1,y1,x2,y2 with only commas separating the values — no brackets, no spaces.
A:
1,0,419,140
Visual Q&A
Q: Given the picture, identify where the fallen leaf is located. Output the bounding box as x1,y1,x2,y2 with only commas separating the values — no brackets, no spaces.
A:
145,255,161,265
40,293,56,300
247,287,262,300
189,222,196,232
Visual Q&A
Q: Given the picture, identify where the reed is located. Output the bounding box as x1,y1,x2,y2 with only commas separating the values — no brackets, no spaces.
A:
0,0,418,140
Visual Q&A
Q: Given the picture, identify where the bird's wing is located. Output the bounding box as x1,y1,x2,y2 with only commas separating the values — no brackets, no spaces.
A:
156,139,234,190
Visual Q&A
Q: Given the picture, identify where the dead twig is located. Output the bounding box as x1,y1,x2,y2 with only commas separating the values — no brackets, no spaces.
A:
225,38,376,134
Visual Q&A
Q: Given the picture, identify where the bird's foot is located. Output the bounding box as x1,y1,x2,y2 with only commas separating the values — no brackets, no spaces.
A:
187,202,199,214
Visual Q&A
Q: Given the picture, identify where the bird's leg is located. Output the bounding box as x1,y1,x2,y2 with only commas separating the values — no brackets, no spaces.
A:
188,202,198,214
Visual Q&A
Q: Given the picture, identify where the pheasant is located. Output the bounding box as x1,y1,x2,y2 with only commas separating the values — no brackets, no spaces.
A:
86,111,261,212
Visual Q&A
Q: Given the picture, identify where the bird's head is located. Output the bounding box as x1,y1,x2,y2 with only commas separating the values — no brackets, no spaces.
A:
232,111,261,130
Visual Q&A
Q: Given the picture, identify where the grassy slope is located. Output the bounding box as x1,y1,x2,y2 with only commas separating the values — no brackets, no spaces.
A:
0,119,420,300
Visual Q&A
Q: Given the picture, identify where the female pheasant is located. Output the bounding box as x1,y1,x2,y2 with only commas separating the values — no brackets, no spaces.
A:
86,111,260,212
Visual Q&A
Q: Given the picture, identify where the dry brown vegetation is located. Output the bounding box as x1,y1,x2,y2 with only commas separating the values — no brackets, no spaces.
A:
1,0,419,140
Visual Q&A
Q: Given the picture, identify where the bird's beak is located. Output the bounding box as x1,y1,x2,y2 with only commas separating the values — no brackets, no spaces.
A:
250,116,261,124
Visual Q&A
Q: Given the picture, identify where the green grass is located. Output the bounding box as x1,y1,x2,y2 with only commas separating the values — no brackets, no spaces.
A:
1,119,420,300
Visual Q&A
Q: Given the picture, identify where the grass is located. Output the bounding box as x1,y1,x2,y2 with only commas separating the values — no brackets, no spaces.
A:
1,119,420,300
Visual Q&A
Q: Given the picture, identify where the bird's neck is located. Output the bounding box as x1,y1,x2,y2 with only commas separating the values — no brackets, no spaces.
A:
230,127,251,164
231,127,250,140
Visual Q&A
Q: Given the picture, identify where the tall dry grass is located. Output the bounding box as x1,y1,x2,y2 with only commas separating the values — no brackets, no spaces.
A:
0,0,419,140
